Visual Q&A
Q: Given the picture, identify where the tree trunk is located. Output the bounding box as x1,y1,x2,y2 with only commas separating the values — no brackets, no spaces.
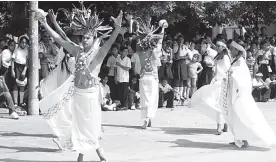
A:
28,1,39,115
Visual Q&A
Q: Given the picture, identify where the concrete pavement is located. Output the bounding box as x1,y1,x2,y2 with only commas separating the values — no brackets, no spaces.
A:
0,102,276,162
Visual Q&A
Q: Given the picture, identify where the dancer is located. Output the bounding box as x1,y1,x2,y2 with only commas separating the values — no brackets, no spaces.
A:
221,40,276,148
190,40,232,135
133,18,167,129
36,4,123,162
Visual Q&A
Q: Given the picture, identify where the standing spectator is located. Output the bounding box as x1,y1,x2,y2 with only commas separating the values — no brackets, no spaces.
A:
106,44,119,101
260,27,268,40
39,31,58,80
187,53,203,98
265,73,276,101
252,73,271,102
0,40,16,91
252,26,259,37
11,35,29,108
0,38,6,68
269,38,276,73
258,40,271,81
246,49,256,78
0,40,16,76
115,46,131,110
189,41,201,61
158,40,173,83
172,35,189,101
158,78,175,108
198,39,217,88
131,46,141,77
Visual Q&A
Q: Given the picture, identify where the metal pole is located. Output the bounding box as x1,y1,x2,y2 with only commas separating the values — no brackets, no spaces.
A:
28,1,39,115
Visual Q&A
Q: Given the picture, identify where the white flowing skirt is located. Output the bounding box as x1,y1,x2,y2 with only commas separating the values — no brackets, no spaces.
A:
72,87,101,154
40,68,102,153
140,75,159,119
220,58,276,147
190,81,225,124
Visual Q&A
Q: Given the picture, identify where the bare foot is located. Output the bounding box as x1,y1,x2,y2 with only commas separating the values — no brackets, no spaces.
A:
216,130,222,135
222,123,228,132
242,140,249,148
142,120,148,129
148,119,152,127
96,148,107,162
216,124,222,135
77,153,83,162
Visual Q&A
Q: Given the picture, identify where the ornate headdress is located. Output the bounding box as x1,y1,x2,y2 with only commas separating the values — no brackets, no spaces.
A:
57,2,112,37
133,18,168,49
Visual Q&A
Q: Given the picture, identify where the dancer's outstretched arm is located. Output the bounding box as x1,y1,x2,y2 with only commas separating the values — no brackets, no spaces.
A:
36,10,81,57
152,26,165,60
95,11,123,63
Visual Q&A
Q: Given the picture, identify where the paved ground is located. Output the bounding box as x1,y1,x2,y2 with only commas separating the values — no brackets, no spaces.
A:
0,102,276,162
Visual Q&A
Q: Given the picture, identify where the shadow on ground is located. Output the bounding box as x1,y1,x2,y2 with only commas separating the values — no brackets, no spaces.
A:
158,139,270,151
0,145,59,153
0,159,100,162
0,132,56,138
155,127,216,135
103,124,142,130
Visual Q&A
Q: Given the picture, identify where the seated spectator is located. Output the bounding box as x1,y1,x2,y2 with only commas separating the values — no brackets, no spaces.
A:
158,78,175,108
252,73,271,102
128,76,140,110
100,76,118,111
0,76,19,119
265,73,276,101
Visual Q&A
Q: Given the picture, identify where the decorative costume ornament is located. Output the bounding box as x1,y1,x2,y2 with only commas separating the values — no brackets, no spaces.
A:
133,18,168,49
55,2,113,37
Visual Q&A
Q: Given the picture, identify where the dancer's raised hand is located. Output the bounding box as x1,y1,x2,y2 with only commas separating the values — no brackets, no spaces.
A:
111,10,123,28
100,30,113,40
34,9,48,25
48,9,57,24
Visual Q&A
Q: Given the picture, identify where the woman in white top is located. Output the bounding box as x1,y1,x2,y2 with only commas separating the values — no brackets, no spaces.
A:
11,35,29,108
190,40,232,135
220,41,276,148
257,39,271,80
172,35,189,101
0,40,16,90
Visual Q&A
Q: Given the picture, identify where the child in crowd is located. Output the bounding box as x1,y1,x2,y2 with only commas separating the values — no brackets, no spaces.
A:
246,49,256,78
187,53,203,99
100,76,118,111
128,76,140,110
158,78,175,108
106,44,119,101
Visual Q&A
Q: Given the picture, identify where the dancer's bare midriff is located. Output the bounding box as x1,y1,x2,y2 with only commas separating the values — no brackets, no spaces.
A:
74,71,99,89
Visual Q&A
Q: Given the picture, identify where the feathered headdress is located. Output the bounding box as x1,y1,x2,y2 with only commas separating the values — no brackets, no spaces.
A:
133,18,168,49
57,2,112,37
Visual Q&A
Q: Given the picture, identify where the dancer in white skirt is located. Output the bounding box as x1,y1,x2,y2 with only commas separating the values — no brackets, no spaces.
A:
190,40,232,135
221,40,276,148
35,4,123,162
131,18,168,129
